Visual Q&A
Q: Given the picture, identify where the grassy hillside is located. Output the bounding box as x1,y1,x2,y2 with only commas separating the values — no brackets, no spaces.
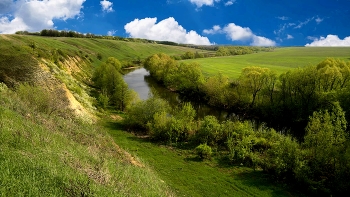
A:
3,35,336,196
0,35,203,196
182,47,350,78
0,83,174,196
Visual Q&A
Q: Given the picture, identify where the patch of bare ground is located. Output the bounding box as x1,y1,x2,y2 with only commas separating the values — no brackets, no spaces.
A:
0,34,11,41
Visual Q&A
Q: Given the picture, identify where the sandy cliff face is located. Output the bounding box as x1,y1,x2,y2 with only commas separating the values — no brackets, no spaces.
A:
36,57,96,122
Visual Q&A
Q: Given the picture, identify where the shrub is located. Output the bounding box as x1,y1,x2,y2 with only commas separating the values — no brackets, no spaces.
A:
124,95,170,131
195,116,221,146
195,143,212,159
97,53,102,60
97,93,109,109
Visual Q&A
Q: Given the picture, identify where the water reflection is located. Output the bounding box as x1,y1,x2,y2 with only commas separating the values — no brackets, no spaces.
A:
123,68,235,121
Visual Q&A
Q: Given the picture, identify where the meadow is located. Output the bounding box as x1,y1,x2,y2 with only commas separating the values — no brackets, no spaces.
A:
182,47,350,78
107,120,294,197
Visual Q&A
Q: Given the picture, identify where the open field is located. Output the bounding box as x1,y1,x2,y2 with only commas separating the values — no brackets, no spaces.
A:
107,120,296,197
182,47,350,79
0,35,205,67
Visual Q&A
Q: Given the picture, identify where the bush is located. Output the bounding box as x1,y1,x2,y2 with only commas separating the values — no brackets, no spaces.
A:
195,144,212,159
195,116,221,146
124,95,170,131
97,53,102,60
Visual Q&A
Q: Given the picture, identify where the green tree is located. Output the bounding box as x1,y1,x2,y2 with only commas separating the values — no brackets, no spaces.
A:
239,67,270,107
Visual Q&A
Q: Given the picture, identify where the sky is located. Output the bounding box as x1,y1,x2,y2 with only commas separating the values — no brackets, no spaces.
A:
1,0,350,46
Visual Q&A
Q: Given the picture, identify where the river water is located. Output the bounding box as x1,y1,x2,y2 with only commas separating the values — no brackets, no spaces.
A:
123,68,235,121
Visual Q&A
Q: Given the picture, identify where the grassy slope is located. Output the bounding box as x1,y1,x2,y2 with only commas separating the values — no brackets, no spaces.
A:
107,122,293,197
0,87,173,196
0,35,201,196
182,47,350,79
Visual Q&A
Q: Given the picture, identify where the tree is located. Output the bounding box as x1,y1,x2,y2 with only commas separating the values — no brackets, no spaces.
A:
239,67,270,107
202,73,231,107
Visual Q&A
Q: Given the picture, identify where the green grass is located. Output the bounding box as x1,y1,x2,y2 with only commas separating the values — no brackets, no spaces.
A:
182,47,350,79
107,121,295,197
1,35,204,67
0,86,173,196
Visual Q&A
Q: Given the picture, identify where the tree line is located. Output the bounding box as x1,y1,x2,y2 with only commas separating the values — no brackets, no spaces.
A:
91,53,350,195
124,54,350,196
144,54,350,138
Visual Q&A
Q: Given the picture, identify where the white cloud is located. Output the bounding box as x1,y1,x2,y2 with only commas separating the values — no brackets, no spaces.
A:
204,23,276,46
287,34,294,39
307,36,318,41
223,23,253,41
107,30,116,36
251,36,276,46
124,17,211,45
277,16,289,20
100,0,113,13
189,0,220,8
0,16,28,34
0,0,85,34
305,35,350,46
225,0,236,6
203,25,221,34
315,17,323,24
295,17,314,29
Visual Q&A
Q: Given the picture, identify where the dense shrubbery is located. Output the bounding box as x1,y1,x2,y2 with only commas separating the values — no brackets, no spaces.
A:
93,57,137,111
125,96,350,195
145,54,350,138
140,53,350,196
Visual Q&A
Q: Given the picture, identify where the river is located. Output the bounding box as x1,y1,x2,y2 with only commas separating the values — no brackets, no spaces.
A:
123,68,237,121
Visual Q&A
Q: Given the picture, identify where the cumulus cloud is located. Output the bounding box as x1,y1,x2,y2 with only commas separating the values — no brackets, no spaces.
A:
305,35,350,46
225,0,236,6
251,36,276,46
124,17,211,45
223,23,253,41
203,25,221,34
189,0,220,8
0,0,85,34
204,23,276,46
100,0,113,13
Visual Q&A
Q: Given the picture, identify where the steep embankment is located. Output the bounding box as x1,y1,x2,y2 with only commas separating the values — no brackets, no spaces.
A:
0,34,199,196
0,34,198,120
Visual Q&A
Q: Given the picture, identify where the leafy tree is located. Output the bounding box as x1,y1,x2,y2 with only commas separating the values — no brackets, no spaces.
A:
125,95,170,130
239,67,271,107
202,73,231,107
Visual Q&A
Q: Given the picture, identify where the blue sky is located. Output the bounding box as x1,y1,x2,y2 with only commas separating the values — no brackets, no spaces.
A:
1,0,350,46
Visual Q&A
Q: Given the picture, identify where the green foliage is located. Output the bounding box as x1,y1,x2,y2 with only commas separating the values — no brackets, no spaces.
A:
97,92,109,109
181,51,195,59
196,116,221,146
93,58,135,111
97,52,103,60
16,83,67,116
144,53,204,94
262,135,303,180
195,143,212,159
124,95,170,130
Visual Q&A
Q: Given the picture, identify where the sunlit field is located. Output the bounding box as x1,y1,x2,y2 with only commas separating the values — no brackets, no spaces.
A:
182,47,350,78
